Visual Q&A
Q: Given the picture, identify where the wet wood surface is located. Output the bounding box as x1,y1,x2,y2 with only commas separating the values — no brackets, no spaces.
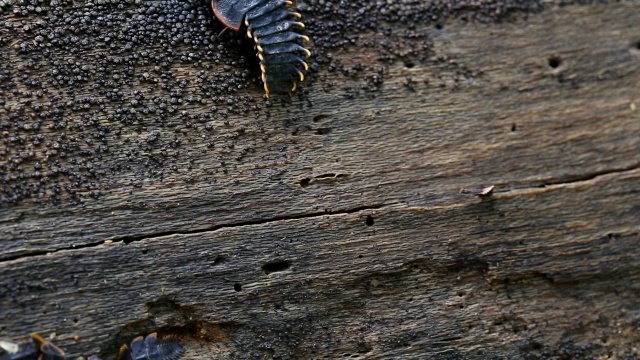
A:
1,1,639,359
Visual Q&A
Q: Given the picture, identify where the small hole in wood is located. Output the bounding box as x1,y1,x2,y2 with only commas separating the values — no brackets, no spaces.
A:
635,40,640,50
300,178,310,187
511,123,517,132
142,249,148,254
313,114,329,122
212,255,226,266
233,283,242,291
365,215,374,226
548,56,562,69
262,260,290,275
435,23,444,30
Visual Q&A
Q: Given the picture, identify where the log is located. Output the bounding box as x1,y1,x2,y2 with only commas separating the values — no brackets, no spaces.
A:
1,0,639,358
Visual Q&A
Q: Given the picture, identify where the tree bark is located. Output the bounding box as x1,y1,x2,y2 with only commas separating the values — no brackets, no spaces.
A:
1,1,639,359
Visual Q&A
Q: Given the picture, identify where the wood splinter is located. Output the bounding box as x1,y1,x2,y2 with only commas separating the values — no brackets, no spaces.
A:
459,185,495,196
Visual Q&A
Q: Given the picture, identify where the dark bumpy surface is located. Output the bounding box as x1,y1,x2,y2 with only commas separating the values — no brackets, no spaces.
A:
0,0,541,205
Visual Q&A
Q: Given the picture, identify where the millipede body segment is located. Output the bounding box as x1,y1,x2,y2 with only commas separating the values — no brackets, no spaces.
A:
211,0,311,97
117,333,183,360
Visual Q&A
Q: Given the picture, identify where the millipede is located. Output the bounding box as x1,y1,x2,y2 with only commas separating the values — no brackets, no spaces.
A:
1,332,183,360
211,0,311,97
0,333,66,360
116,333,183,360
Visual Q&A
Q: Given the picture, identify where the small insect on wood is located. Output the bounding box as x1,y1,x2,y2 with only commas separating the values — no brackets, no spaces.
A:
116,333,183,360
211,0,311,97
0,334,66,360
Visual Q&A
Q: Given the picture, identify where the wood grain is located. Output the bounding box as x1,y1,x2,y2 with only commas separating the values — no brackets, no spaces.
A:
2,169,639,358
1,1,639,359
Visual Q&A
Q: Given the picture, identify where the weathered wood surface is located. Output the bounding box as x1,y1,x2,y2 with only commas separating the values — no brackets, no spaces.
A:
1,0,639,358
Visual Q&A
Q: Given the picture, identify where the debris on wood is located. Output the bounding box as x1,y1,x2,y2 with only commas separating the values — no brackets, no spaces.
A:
459,185,495,196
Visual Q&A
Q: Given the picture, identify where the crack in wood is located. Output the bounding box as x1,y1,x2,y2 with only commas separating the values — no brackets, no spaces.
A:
488,164,640,196
3,165,637,264
0,203,391,264
536,162,640,187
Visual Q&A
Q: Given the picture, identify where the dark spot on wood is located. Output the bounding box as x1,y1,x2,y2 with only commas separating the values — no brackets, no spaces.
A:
365,215,374,226
316,127,332,135
145,297,185,317
233,283,242,292
356,342,372,353
511,123,517,131
448,256,490,274
262,260,291,275
607,233,621,240
291,125,313,136
312,114,330,122
213,255,226,266
548,55,562,68
300,178,311,187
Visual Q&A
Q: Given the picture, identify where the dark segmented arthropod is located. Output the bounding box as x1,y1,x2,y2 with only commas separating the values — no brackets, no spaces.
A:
0,334,66,360
211,0,311,97
116,333,183,360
